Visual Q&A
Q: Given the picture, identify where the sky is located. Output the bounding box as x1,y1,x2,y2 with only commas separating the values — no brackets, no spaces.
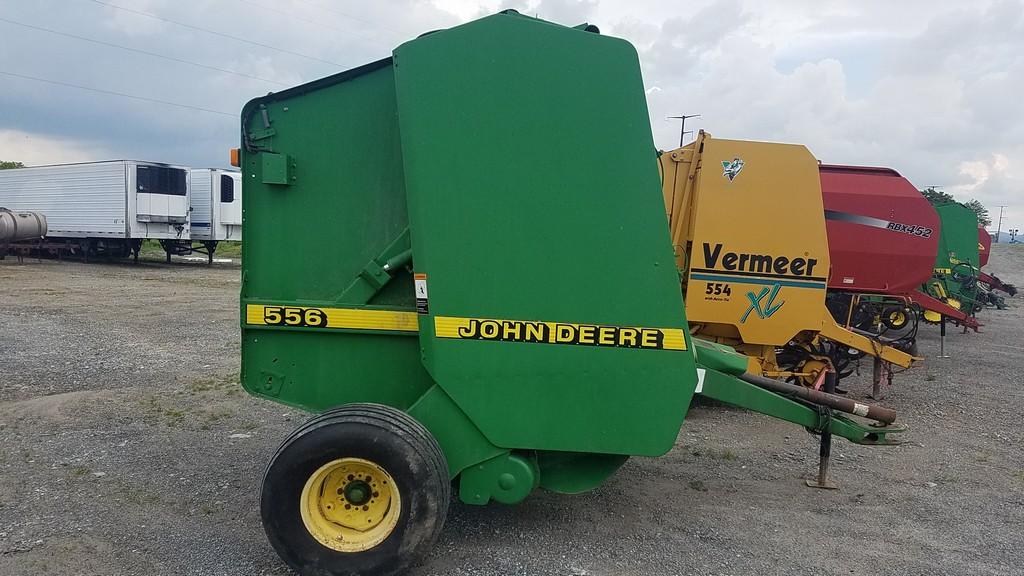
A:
0,0,1021,235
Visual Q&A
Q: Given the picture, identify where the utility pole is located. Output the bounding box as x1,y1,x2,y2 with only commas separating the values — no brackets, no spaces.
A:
994,205,1007,242
668,114,701,147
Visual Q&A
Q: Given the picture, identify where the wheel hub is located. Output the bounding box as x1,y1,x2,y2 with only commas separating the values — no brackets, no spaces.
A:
300,457,401,553
343,480,372,506
888,310,906,328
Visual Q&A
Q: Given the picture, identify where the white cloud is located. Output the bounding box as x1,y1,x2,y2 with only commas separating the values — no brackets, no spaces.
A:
0,130,107,166
0,0,1020,231
592,0,1024,232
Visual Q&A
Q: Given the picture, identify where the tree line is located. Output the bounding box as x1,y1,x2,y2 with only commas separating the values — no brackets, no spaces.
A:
920,187,991,227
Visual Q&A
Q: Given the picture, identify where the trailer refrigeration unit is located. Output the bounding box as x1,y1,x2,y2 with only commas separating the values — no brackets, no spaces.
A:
0,160,190,261
184,168,242,264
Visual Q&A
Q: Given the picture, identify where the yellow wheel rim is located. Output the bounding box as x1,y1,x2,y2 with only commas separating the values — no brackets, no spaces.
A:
888,310,907,328
300,457,401,553
796,358,829,387
922,309,941,323
945,298,962,310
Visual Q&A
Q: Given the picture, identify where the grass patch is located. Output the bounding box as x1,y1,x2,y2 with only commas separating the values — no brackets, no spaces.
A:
138,240,166,260
215,241,241,259
121,487,161,505
198,407,235,431
70,466,91,478
138,239,242,261
140,395,187,427
188,373,239,394
688,447,738,461
163,408,186,426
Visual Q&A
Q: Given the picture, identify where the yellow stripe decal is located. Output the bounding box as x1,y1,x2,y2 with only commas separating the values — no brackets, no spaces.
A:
434,316,687,351
246,304,418,332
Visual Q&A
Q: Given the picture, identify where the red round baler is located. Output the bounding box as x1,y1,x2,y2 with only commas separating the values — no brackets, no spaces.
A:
820,165,938,294
820,164,981,331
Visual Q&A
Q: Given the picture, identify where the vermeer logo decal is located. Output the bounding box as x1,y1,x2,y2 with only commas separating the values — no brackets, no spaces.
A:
699,242,821,278
434,316,687,351
740,283,785,323
722,157,745,182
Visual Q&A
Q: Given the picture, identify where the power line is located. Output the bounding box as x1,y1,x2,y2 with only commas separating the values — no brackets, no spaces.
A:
0,16,287,87
995,205,1007,242
289,0,414,38
234,0,395,46
0,69,236,117
668,114,700,147
88,0,345,67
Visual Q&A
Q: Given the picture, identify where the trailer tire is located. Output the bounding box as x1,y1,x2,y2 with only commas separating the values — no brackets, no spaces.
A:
261,403,449,576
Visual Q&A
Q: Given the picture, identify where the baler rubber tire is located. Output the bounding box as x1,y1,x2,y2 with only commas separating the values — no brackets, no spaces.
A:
881,307,910,331
260,403,450,576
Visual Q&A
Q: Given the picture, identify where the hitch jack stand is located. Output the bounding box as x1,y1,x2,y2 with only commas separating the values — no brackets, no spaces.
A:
938,317,950,359
806,370,839,490
870,357,890,400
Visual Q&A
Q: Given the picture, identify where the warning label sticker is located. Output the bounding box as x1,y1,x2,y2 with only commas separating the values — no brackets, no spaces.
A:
414,273,428,314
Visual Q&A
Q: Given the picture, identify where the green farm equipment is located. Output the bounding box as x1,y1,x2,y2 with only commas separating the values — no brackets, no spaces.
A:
923,203,984,321
238,12,903,575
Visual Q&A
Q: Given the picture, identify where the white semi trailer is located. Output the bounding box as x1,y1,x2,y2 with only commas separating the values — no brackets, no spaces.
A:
0,160,190,261
185,168,242,264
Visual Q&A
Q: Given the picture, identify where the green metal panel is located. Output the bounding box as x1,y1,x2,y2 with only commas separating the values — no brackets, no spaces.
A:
930,203,981,307
261,153,292,185
692,338,749,376
535,452,630,494
393,12,697,457
934,203,980,269
239,62,434,412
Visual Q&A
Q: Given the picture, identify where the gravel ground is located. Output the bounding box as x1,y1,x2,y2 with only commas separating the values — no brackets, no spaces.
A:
1,246,1022,576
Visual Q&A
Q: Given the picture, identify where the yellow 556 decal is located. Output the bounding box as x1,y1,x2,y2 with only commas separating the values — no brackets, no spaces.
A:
434,316,687,351
246,305,687,351
245,304,418,332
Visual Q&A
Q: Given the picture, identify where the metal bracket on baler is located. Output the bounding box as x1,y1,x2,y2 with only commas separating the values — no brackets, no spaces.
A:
336,228,413,304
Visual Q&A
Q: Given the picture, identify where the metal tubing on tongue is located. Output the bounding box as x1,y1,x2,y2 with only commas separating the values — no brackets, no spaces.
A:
739,373,897,425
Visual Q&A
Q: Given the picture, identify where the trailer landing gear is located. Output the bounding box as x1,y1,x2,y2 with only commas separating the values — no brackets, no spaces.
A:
202,241,217,265
261,404,449,576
